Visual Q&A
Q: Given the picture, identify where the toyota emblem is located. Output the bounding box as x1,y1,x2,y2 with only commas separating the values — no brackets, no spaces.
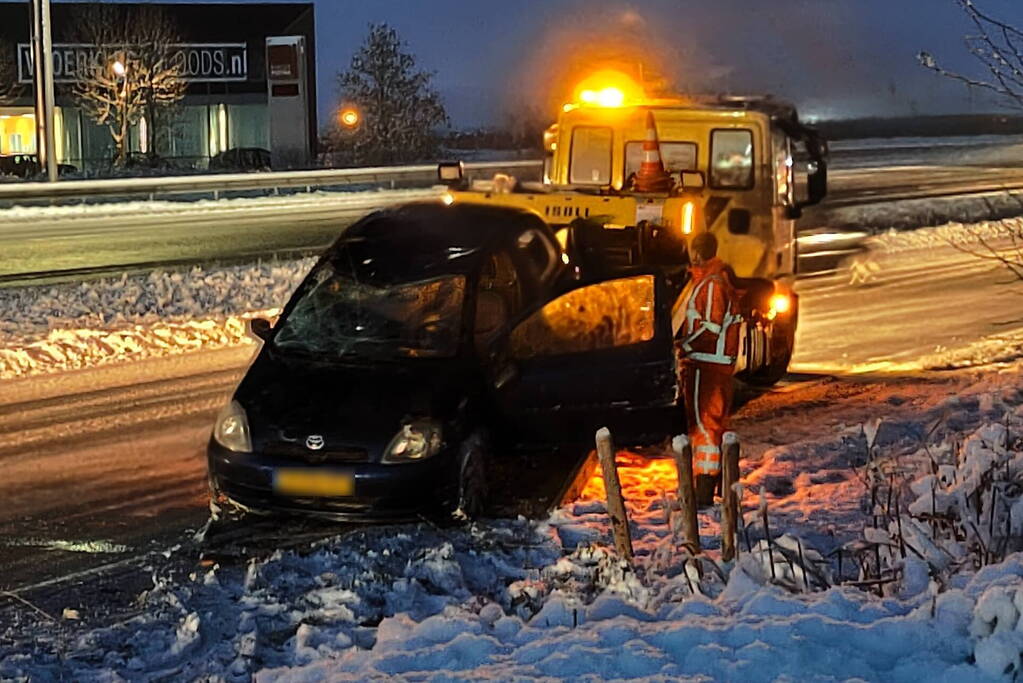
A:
305,434,325,450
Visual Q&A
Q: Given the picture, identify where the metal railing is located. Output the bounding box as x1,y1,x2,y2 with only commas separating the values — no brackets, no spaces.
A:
0,160,545,205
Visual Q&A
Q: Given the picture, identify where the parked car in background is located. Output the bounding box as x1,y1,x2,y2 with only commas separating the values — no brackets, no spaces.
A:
209,147,272,172
0,154,77,178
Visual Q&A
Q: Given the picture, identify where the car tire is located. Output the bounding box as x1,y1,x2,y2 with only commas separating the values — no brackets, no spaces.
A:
695,474,718,507
453,432,490,521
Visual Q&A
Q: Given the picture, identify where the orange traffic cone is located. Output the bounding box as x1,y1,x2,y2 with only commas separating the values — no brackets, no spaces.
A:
634,110,673,193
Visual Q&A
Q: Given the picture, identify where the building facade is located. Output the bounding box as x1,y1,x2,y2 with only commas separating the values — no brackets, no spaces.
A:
0,2,316,172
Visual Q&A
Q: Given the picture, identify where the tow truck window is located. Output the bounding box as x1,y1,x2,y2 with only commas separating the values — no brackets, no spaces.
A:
710,129,754,190
570,126,613,185
625,141,697,178
508,275,655,359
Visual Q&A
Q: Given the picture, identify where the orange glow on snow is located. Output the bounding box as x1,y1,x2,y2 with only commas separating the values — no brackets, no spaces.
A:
579,451,680,501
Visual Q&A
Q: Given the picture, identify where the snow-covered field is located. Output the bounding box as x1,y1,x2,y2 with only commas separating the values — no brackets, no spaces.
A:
3,365,1023,680
0,259,313,379
828,188,1023,231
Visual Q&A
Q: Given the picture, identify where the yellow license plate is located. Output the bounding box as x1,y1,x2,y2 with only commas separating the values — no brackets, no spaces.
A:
273,469,354,497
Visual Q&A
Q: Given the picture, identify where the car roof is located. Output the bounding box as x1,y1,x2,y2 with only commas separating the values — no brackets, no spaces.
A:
325,201,551,284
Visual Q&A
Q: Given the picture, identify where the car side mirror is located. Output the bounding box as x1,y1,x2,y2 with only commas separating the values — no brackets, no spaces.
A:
249,317,272,341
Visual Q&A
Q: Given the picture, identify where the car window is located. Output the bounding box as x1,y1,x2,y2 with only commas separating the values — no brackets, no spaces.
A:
570,126,613,185
273,262,466,360
710,129,754,190
508,275,655,359
625,141,697,178
474,251,521,351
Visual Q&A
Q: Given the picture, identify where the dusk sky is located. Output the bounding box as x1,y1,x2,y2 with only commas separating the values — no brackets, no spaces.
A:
100,0,1023,126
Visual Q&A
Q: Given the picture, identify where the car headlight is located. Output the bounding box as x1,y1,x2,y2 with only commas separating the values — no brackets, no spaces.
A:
382,421,443,464
214,400,252,453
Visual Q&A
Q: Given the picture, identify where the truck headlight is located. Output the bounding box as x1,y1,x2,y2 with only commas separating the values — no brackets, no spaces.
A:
213,400,252,453
382,421,443,464
767,293,792,320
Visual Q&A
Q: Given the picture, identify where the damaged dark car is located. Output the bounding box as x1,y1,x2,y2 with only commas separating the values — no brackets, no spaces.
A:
207,201,685,520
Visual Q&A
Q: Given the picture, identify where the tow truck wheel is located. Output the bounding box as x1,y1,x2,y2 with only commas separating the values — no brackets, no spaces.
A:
452,432,490,521
745,304,798,388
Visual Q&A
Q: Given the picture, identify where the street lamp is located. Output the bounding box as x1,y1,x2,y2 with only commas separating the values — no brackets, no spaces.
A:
339,106,360,129
112,60,127,78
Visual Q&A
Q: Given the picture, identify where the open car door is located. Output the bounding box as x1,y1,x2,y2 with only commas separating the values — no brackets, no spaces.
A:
489,270,682,450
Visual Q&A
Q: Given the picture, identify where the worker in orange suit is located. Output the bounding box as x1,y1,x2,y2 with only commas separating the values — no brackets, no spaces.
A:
672,231,742,505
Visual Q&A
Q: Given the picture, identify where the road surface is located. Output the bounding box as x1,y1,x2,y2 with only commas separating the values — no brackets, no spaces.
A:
0,227,1019,609
3,160,1023,283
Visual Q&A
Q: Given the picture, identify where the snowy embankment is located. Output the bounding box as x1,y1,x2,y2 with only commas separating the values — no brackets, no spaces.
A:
828,189,1023,232
0,258,313,379
3,371,1023,679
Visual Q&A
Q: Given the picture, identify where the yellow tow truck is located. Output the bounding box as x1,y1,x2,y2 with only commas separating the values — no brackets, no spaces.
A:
439,72,828,385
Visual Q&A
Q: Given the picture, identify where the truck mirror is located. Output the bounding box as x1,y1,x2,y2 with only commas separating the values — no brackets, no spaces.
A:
807,163,827,205
437,161,465,185
680,170,705,190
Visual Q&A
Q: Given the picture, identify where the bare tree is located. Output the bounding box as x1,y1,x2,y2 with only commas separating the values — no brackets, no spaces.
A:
69,6,186,166
918,0,1023,109
920,2,1023,284
329,24,448,166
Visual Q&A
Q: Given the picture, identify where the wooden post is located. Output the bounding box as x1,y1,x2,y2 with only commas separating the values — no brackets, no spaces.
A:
595,427,633,564
721,432,741,562
671,435,701,553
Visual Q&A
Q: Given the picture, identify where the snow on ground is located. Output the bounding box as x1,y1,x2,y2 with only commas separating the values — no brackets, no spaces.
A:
3,367,1023,680
0,187,436,222
825,189,1023,231
0,258,313,379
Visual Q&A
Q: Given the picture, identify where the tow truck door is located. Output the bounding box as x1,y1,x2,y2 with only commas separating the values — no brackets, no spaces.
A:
488,270,682,450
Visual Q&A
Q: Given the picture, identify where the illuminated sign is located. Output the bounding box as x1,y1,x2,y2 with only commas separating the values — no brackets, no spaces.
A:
17,43,249,84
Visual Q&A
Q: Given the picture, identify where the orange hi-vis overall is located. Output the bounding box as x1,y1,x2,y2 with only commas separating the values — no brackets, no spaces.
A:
672,257,742,477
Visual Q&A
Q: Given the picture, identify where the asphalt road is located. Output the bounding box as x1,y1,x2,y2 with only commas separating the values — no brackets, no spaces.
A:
4,162,1023,283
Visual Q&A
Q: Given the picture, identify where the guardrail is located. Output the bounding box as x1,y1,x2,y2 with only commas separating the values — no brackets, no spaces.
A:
0,159,544,206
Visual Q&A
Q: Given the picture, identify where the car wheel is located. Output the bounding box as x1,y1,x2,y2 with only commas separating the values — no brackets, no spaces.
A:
695,474,718,507
453,432,490,521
